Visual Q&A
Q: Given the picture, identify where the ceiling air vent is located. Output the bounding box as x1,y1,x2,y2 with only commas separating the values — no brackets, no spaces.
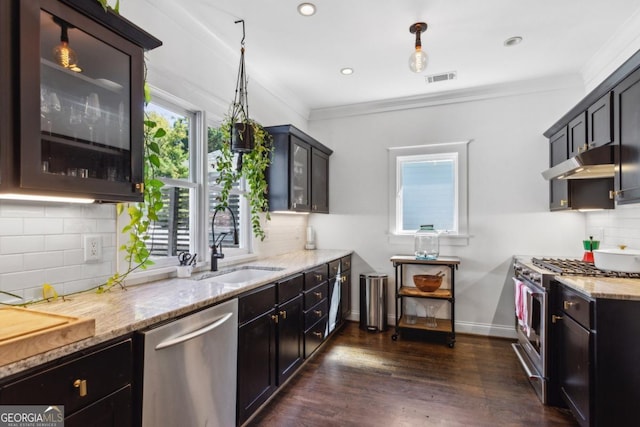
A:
425,71,457,84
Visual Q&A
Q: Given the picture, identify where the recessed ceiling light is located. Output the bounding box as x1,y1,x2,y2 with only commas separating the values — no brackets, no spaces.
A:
504,36,523,47
340,68,354,75
297,3,316,16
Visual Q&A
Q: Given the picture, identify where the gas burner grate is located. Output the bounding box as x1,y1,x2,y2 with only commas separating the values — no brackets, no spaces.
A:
532,257,640,278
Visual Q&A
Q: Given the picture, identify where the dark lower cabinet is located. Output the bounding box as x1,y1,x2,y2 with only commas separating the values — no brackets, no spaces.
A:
276,294,303,385
558,312,591,425
237,285,278,426
555,284,640,427
237,275,305,426
65,386,132,427
0,337,133,426
237,259,350,425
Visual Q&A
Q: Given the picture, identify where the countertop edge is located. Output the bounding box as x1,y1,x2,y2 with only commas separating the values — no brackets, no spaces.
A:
555,275,640,301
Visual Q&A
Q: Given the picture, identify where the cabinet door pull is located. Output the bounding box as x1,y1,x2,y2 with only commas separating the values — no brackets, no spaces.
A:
271,314,279,324
279,310,287,320
314,291,323,299
563,301,575,310
560,199,568,207
313,331,323,338
135,182,144,193
315,273,323,281
73,379,88,397
314,309,323,317
552,315,563,323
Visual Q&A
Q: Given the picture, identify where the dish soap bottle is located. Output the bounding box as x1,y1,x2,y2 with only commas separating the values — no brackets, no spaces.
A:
414,225,439,260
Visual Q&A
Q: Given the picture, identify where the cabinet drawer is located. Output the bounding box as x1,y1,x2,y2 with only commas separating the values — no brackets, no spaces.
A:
560,286,592,329
0,339,132,415
304,299,328,328
304,315,328,358
341,255,351,272
239,284,276,324
304,265,328,289
277,274,303,304
303,282,328,309
329,260,340,278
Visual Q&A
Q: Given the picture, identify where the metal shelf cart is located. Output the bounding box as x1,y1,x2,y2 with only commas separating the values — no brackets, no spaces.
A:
390,255,460,347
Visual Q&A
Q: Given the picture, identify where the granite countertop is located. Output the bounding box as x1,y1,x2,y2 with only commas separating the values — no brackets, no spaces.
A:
554,275,640,301
0,249,352,379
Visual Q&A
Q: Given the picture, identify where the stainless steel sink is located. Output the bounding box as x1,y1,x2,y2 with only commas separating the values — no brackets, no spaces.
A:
193,266,283,288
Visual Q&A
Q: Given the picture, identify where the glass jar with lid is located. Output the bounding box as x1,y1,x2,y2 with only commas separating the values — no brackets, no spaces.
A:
414,225,439,260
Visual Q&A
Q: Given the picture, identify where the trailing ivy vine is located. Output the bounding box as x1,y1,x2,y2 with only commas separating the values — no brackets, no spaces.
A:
98,79,165,292
215,117,273,241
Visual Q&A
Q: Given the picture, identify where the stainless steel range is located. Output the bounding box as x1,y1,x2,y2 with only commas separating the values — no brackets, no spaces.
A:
510,256,638,405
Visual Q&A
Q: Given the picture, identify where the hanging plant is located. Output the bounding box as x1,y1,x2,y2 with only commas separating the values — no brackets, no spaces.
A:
214,19,273,241
215,116,273,241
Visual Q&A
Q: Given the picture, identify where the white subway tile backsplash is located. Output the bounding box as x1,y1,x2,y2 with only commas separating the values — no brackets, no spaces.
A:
0,254,24,273
1,235,45,254
586,206,640,250
45,234,81,251
44,204,85,218
1,269,47,292
0,202,45,217
23,251,65,270
0,218,24,236
97,219,117,233
23,218,64,235
63,218,97,234
63,249,85,266
0,200,117,300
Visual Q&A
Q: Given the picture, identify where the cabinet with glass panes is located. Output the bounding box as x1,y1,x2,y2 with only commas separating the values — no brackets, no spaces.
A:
0,0,161,202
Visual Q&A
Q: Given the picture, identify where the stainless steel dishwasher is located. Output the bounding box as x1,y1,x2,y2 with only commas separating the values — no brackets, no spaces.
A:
139,298,238,427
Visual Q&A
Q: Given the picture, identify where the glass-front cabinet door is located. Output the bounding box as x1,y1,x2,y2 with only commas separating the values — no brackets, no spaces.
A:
16,0,150,202
290,136,310,211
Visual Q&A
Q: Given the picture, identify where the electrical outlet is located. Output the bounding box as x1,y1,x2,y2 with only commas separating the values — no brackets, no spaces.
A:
84,235,102,262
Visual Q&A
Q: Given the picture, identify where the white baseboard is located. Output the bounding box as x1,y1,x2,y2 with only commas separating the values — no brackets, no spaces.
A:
349,311,517,339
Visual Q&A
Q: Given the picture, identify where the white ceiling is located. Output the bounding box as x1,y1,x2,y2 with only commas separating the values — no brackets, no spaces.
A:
159,0,640,112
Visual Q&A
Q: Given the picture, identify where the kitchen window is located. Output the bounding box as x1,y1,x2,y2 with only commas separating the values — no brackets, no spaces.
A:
122,94,249,271
388,141,470,244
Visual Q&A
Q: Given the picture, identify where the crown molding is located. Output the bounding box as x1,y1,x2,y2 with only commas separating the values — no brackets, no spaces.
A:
309,75,583,122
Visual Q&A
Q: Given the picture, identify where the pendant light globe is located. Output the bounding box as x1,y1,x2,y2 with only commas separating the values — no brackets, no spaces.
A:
409,22,428,73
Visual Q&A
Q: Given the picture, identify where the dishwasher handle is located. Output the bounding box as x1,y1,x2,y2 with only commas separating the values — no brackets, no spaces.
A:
155,312,233,350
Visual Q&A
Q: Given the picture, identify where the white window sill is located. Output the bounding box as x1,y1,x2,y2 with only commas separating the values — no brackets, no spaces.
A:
388,232,470,247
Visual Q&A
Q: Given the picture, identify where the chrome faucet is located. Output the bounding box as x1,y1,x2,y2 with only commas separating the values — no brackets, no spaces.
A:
211,205,239,271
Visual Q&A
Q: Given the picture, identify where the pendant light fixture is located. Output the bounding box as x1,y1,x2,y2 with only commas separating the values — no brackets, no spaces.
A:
408,22,428,73
52,17,82,73
229,19,254,154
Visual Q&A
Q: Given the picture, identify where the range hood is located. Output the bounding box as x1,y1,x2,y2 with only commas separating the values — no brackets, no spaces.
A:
541,144,616,181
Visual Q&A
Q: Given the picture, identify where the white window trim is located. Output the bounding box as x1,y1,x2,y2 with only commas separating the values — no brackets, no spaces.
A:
387,141,471,246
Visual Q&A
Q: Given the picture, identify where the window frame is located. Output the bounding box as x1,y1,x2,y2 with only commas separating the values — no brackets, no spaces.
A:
387,141,470,246
118,89,253,276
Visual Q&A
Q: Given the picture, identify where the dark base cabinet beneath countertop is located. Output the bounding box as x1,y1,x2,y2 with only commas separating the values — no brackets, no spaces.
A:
0,337,133,426
554,283,640,427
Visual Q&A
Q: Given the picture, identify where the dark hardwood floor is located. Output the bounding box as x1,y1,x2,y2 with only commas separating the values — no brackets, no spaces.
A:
247,322,578,427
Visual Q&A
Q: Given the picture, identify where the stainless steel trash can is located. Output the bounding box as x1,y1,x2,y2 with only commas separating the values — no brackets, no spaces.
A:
359,272,388,332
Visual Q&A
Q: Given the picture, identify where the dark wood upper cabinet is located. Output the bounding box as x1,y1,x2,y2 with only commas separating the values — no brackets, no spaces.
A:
1,0,160,202
587,92,613,149
311,148,329,213
568,113,587,158
613,66,640,204
549,127,569,210
266,124,332,213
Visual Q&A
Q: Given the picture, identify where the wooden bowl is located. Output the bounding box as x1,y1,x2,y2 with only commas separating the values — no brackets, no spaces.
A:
413,274,443,292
